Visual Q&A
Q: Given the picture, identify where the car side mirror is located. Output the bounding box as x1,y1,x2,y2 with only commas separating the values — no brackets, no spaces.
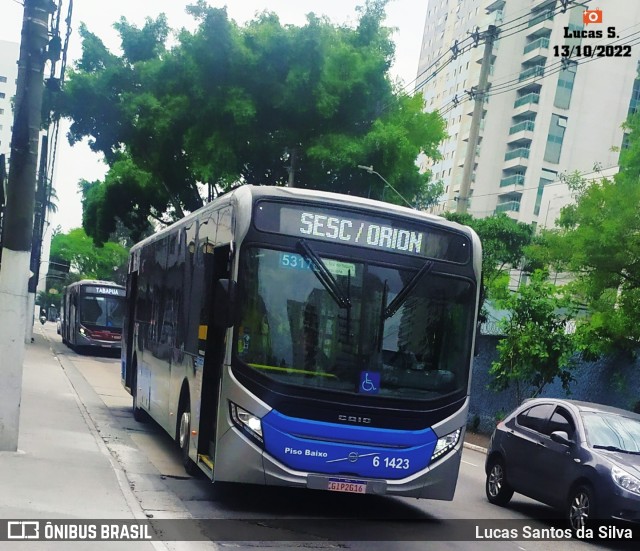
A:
213,279,236,328
550,430,573,446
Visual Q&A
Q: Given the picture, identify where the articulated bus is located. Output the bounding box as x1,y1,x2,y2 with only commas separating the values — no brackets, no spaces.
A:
121,185,481,499
60,280,126,350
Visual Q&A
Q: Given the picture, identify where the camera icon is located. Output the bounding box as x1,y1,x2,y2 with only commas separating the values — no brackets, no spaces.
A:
583,9,603,25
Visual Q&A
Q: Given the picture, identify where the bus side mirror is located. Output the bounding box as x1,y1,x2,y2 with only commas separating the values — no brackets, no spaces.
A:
213,279,236,328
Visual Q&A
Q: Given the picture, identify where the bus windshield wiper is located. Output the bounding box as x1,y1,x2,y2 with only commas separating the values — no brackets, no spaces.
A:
297,239,351,309
593,445,640,455
384,260,434,319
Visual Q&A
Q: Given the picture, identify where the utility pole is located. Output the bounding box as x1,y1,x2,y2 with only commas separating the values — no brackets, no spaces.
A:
26,135,49,343
0,0,52,451
457,25,498,214
286,148,296,188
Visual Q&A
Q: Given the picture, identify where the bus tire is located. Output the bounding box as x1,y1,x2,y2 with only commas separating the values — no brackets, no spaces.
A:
178,395,200,476
132,362,148,423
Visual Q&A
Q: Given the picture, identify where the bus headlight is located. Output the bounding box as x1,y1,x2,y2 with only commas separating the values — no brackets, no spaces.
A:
230,402,263,445
430,429,461,463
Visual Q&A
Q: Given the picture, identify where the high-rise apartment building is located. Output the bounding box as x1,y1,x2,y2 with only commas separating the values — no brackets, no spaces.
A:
418,0,640,224
0,40,19,160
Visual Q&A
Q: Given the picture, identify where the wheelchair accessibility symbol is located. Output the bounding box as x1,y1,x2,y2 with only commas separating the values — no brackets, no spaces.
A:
359,371,380,394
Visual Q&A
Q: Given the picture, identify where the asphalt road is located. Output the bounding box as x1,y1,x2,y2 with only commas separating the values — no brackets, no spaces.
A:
42,323,636,550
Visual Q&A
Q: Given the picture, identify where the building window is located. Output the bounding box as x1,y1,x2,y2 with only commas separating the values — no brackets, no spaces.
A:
627,71,640,116
535,169,557,216
0,76,7,83
554,63,577,109
0,92,5,99
543,115,567,164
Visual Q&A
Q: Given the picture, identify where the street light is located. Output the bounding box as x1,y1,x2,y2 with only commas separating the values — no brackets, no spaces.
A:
356,165,415,209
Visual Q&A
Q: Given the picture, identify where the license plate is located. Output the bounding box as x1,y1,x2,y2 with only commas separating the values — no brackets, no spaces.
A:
327,478,367,494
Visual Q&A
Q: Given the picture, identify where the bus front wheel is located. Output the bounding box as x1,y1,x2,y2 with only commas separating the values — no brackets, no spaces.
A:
178,397,200,476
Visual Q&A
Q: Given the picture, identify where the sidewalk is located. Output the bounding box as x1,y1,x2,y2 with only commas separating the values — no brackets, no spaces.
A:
0,328,157,550
0,325,488,549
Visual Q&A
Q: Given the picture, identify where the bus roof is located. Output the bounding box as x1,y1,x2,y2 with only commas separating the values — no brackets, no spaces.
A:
129,185,478,253
65,279,124,290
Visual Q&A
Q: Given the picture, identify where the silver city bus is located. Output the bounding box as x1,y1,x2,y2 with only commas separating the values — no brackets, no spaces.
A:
121,185,481,499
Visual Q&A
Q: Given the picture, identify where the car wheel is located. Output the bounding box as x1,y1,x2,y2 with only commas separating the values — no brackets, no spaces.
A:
568,484,596,533
178,397,200,476
486,456,514,506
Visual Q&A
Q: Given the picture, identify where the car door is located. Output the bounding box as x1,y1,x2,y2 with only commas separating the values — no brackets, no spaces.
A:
534,406,580,507
506,403,555,498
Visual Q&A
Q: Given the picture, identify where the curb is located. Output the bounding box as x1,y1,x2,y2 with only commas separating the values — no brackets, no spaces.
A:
463,442,488,454
38,327,171,551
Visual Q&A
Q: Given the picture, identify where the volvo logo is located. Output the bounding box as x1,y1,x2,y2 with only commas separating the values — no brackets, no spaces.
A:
348,452,359,463
338,414,371,424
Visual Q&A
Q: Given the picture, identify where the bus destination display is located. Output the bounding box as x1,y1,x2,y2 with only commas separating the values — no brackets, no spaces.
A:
83,286,126,297
254,202,470,263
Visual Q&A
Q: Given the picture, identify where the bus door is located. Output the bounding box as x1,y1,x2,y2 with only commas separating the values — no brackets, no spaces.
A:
122,270,138,390
69,291,78,346
196,243,232,473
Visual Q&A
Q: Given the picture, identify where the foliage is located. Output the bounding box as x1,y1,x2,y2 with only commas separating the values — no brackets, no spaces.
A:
59,1,446,243
50,228,129,284
36,289,61,312
489,270,577,405
444,212,535,297
535,113,640,357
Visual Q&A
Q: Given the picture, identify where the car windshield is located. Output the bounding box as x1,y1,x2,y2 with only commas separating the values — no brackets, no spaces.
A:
235,247,475,401
80,295,125,329
582,411,640,452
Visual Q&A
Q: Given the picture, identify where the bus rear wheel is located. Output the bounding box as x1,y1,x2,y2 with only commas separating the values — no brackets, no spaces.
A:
132,364,148,423
178,397,200,476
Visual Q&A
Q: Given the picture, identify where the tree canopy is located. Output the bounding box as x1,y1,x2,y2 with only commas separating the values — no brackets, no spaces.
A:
444,212,534,297
489,270,577,405
59,0,446,244
50,228,129,284
535,113,640,357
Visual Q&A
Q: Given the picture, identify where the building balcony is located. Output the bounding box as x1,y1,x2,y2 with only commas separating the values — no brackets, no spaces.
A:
499,174,525,187
522,36,550,64
495,200,521,214
461,117,485,141
527,11,554,37
519,65,545,82
486,0,505,13
513,92,540,116
507,120,535,145
503,147,530,170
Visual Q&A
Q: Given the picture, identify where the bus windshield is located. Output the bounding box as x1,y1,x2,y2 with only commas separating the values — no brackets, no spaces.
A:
80,295,125,329
236,247,475,401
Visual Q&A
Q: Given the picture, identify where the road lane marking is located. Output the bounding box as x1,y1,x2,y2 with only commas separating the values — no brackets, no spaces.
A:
461,459,478,467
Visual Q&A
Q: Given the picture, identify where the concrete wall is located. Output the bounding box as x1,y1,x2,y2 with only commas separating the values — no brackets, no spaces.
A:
468,335,640,434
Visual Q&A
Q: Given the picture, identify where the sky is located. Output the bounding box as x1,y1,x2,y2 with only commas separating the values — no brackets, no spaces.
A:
0,0,429,234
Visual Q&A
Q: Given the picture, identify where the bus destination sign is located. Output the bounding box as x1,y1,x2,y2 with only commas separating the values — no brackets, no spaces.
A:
84,286,126,297
254,202,470,263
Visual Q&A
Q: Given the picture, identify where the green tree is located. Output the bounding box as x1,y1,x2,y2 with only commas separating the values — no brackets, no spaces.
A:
59,1,446,243
444,212,535,297
490,270,577,405
50,228,129,284
537,114,640,356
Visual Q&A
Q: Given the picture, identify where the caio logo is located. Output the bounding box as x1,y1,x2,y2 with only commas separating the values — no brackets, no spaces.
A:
583,9,603,25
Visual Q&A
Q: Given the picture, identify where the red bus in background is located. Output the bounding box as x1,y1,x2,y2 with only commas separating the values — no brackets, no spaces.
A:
60,279,126,350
